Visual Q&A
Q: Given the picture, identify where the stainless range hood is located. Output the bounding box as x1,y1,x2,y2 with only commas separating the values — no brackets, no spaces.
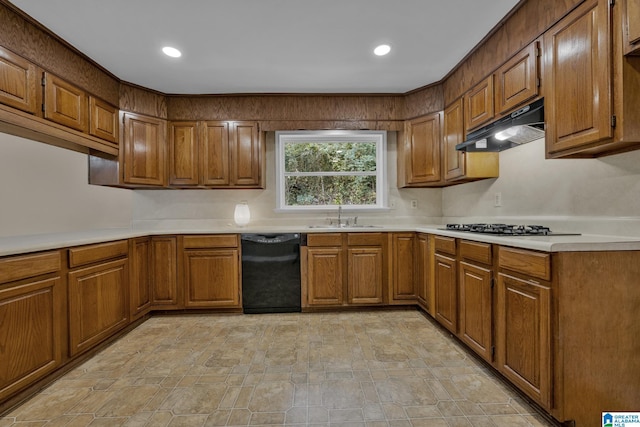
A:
456,98,544,152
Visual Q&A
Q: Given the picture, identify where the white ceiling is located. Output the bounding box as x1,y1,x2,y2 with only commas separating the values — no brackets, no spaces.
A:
11,0,520,95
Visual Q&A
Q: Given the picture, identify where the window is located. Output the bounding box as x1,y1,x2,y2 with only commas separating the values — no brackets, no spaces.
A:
276,130,387,211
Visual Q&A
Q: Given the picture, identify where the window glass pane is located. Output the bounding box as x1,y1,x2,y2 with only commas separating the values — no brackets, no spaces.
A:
284,142,377,173
285,175,377,206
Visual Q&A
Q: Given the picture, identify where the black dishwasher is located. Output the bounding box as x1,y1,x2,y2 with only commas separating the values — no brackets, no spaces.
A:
241,233,302,314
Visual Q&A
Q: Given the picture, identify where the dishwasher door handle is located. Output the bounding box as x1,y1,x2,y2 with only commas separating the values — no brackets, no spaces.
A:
242,254,299,263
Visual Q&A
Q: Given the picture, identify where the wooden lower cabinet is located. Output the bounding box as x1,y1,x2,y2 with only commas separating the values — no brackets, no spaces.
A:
151,236,180,308
130,237,151,320
68,258,129,357
306,247,344,306
434,253,458,334
389,233,415,303
183,248,240,308
0,276,64,402
496,272,551,409
180,235,240,309
458,261,493,362
415,233,430,310
348,247,383,304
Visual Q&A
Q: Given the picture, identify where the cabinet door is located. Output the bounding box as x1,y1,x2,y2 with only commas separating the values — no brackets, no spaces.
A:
68,259,129,356
183,249,240,308
543,0,612,155
169,121,199,186
89,96,118,143
201,121,230,186
230,121,261,187
130,237,151,321
415,234,429,308
496,272,551,409
43,72,88,132
390,233,415,303
465,75,494,131
348,247,383,305
122,112,166,186
495,42,539,114
443,99,465,181
404,113,441,185
459,261,493,362
434,253,457,334
307,247,343,306
624,0,640,54
0,277,64,402
151,236,179,308
0,48,38,114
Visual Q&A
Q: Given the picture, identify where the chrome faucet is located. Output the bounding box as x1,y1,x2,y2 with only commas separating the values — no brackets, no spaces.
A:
337,206,342,226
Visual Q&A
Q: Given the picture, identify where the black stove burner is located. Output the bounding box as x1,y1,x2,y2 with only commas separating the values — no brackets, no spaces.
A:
445,223,553,235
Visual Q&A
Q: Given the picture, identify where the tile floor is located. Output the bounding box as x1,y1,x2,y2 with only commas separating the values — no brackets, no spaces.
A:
0,310,556,426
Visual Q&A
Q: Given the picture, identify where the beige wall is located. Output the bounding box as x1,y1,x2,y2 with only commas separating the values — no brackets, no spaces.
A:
132,132,444,228
442,138,640,235
4,131,640,238
0,133,133,237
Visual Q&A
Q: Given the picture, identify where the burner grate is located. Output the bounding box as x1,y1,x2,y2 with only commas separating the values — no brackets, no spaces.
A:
445,223,552,235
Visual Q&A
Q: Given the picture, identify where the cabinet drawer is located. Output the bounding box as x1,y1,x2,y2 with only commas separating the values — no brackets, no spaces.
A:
0,251,61,284
460,240,492,264
347,232,384,246
307,233,342,247
68,240,128,268
183,234,238,249
498,247,551,281
434,236,456,255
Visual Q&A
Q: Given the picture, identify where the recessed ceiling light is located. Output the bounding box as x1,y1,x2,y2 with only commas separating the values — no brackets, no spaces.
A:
162,46,182,58
374,44,391,56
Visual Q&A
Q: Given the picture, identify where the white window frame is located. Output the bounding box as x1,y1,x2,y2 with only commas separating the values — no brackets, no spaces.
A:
275,130,387,212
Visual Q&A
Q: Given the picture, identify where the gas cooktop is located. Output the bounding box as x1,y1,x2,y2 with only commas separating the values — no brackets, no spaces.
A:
443,223,581,236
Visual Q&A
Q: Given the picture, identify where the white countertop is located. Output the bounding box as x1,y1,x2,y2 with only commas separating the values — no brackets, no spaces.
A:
2,223,640,257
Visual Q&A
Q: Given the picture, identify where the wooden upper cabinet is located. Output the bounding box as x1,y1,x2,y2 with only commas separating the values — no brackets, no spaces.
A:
402,112,441,186
624,0,640,55
543,0,613,155
230,121,261,187
0,48,38,114
443,99,465,181
43,72,88,132
169,121,199,186
465,75,494,131
167,120,259,188
89,96,118,144
495,42,540,115
122,112,166,186
201,121,230,186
